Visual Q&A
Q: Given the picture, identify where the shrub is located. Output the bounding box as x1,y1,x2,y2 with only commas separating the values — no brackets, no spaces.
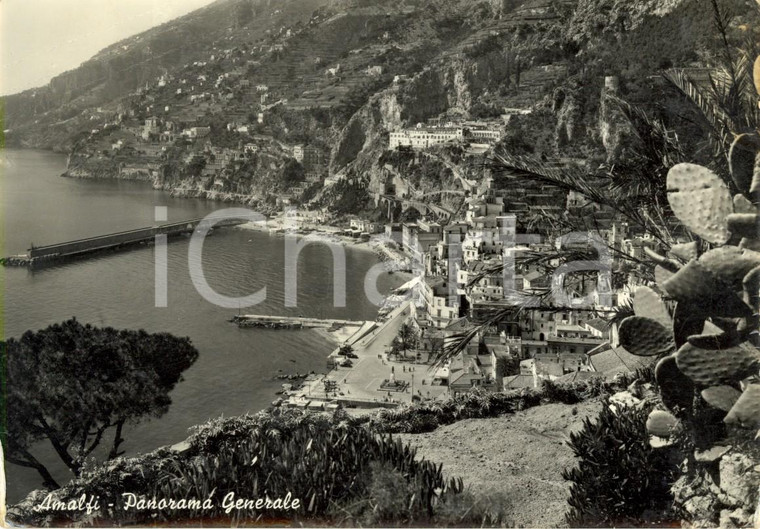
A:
11,410,463,527
359,377,630,435
563,400,680,527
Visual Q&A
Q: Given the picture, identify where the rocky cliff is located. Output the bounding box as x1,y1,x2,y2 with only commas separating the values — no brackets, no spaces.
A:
5,0,758,216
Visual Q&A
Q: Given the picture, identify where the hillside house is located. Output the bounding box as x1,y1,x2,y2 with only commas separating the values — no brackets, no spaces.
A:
349,218,383,234
447,348,500,396
389,124,464,150
421,277,461,329
183,126,211,139
466,127,502,143
142,117,161,140
384,223,403,245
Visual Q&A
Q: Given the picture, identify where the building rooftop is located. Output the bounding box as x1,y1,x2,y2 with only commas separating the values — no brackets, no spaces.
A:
523,270,545,282
445,317,474,333
585,318,609,333
555,370,604,384
555,324,588,333
547,336,604,345
588,346,651,377
503,374,536,390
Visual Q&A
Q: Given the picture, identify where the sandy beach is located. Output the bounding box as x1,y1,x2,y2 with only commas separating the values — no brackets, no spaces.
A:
236,217,374,252
312,323,366,347
234,216,415,274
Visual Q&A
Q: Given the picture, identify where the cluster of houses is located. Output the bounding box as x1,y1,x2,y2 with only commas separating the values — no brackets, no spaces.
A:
377,179,656,396
105,110,332,198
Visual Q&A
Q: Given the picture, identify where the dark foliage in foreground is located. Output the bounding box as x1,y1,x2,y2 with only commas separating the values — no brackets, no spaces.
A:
10,410,472,527
9,371,648,527
1,318,199,488
563,400,681,527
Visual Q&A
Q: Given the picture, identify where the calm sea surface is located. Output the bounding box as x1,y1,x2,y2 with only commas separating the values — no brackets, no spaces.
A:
2,148,401,502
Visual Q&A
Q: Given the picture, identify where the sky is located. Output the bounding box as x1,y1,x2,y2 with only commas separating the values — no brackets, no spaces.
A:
0,0,219,96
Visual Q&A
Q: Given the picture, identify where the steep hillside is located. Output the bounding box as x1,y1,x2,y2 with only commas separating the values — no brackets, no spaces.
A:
3,0,328,143
3,0,758,217
397,400,603,527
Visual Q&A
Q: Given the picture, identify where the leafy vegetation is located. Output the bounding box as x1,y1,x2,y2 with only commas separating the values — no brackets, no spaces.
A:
1,318,198,489
351,374,641,434
563,400,680,527
13,409,470,527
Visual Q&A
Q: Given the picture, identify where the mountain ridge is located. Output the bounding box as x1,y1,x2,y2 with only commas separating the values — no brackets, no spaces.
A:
4,0,757,218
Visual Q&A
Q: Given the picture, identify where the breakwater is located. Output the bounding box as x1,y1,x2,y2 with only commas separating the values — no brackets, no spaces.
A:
1,217,246,268
232,314,369,330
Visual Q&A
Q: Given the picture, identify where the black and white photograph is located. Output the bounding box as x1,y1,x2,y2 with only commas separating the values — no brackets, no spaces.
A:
2,0,760,526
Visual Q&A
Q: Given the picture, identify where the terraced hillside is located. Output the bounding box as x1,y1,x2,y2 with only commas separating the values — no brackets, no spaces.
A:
4,0,758,218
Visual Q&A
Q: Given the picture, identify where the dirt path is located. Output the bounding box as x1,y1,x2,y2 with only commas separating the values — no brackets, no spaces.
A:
396,400,602,527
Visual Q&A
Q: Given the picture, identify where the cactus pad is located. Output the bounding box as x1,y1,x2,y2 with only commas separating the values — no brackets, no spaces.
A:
618,316,674,356
646,409,678,437
750,153,760,199
687,329,739,350
663,260,753,317
701,385,742,412
675,342,760,386
632,286,671,328
742,264,760,312
739,237,760,252
655,354,695,411
672,302,708,349
668,241,699,263
728,213,760,239
724,384,760,427
666,163,733,244
698,246,760,289
729,133,760,195
654,265,675,290
734,193,756,214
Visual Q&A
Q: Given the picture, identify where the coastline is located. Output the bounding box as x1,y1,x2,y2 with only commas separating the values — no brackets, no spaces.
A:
235,217,374,252
235,217,416,280
236,216,420,412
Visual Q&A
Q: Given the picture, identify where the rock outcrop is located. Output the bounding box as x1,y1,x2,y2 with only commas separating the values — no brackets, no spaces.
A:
672,449,760,527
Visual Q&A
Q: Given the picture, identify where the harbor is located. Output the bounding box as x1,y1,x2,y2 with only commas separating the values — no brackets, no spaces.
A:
266,301,450,412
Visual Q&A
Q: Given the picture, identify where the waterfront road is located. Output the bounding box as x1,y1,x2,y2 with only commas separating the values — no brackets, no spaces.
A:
298,300,449,406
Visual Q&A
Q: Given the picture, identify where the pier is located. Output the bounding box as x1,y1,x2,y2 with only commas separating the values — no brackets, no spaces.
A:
2,217,246,268
232,314,371,330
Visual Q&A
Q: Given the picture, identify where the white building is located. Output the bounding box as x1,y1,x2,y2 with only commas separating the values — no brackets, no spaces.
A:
389,124,464,150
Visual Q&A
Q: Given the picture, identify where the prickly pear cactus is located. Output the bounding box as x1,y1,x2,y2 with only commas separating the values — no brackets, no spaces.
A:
625,61,760,447
618,316,674,356
646,409,679,438
700,386,742,412
666,163,733,244
729,133,760,196
723,384,760,427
